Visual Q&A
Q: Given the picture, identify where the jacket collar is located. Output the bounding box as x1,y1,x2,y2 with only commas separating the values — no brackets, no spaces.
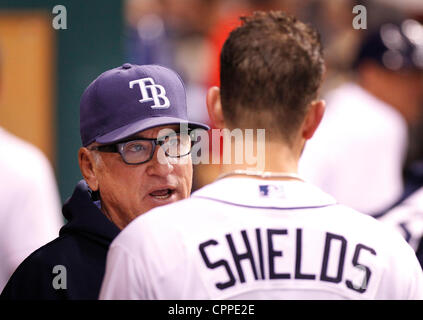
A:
60,180,120,244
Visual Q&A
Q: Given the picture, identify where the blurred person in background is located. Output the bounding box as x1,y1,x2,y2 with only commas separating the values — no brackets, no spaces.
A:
0,126,63,293
299,15,423,215
0,63,208,299
378,183,423,269
0,54,63,292
375,17,423,265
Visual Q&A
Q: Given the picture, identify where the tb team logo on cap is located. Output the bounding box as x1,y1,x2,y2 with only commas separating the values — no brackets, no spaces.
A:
129,77,171,109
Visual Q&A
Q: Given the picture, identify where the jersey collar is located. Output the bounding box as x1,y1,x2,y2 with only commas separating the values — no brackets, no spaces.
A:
192,177,337,210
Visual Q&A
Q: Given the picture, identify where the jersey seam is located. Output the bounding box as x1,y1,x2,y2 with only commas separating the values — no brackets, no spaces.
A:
191,195,338,210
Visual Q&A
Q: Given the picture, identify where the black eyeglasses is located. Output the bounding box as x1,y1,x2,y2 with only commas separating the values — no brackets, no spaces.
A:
89,131,194,165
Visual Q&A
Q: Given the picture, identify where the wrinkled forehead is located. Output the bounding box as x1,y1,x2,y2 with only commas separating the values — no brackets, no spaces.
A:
133,124,182,139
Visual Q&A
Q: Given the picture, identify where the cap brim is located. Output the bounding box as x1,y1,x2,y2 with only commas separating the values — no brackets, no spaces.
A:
95,116,210,145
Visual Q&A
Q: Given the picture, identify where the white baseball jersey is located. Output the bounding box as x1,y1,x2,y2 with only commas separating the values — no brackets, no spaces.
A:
0,128,63,292
299,82,408,214
378,187,423,252
100,177,423,300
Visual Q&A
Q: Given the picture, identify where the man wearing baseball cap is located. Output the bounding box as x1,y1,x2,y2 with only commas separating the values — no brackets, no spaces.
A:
0,63,208,300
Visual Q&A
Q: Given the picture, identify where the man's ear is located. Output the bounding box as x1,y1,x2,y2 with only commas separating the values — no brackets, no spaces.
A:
206,86,225,129
302,100,325,140
78,147,99,191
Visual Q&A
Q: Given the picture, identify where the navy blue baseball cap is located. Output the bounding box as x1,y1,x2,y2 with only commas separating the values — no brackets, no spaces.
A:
80,63,209,147
354,19,423,72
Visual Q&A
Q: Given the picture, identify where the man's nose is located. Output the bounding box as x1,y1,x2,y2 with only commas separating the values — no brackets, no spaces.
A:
146,145,174,176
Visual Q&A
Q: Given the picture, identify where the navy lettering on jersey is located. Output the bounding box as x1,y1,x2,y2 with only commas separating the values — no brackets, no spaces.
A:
226,231,259,283
295,229,316,280
199,239,236,290
320,233,347,283
199,229,376,294
268,229,290,279
346,244,376,293
256,228,266,280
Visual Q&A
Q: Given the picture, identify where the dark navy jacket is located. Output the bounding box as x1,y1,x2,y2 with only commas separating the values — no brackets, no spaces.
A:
0,180,120,300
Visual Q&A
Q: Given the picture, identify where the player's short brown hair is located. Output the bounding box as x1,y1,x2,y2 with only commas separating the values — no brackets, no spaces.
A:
220,11,325,143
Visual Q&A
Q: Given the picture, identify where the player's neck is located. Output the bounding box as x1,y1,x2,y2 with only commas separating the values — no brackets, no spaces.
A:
218,140,300,181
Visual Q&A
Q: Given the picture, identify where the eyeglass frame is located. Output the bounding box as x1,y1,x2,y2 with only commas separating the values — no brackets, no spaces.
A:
88,130,195,165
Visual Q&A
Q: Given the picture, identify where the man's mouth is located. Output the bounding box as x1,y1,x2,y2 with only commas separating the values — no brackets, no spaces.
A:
149,188,175,200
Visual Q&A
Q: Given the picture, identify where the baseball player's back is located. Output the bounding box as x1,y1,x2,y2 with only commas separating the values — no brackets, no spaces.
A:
100,177,423,300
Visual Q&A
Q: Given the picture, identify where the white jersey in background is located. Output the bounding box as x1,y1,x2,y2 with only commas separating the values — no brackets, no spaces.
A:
378,187,423,252
299,82,408,215
0,128,63,292
100,177,423,300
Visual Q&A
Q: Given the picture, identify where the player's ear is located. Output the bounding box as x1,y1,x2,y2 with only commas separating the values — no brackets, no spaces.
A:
302,99,325,140
78,147,100,191
206,86,225,129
